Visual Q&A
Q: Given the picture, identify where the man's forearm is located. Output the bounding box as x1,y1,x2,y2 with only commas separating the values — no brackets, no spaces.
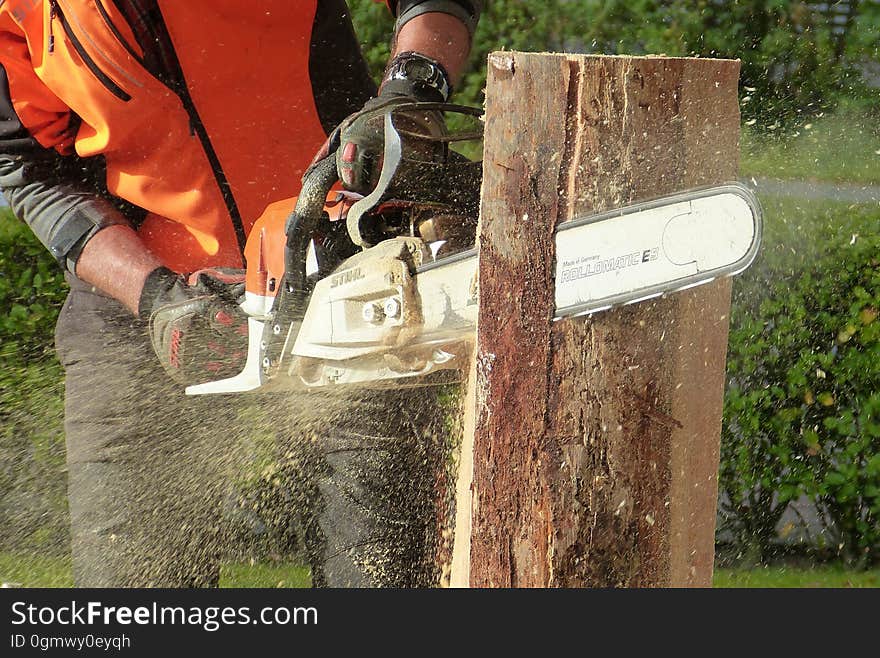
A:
0,156,161,316
75,224,163,316
391,12,472,86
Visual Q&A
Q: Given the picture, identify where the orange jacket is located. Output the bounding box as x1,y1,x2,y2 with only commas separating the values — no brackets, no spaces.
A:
0,0,379,271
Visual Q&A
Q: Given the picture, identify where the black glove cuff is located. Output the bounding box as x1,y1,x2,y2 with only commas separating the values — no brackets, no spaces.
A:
381,51,452,102
137,266,179,321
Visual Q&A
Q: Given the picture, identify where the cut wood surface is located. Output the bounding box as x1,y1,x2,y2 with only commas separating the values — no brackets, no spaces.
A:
465,53,741,587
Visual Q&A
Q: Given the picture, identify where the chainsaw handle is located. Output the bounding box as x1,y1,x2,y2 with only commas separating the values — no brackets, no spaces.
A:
287,154,338,239
282,154,338,304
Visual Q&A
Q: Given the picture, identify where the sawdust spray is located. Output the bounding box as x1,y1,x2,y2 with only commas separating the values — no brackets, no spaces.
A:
236,382,464,587
1,348,463,588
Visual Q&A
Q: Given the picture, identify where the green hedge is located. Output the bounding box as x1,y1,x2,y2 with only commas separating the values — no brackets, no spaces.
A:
0,210,68,554
721,198,880,566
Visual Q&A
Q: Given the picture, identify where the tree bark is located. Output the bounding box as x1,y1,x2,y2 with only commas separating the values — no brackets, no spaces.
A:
466,53,740,587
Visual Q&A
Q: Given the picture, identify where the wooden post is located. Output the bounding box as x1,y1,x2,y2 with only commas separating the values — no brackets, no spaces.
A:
458,53,741,587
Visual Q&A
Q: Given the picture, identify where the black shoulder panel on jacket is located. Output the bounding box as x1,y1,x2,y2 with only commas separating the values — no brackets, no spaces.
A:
309,0,378,134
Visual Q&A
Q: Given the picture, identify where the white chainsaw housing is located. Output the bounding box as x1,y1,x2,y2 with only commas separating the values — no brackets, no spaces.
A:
283,237,479,388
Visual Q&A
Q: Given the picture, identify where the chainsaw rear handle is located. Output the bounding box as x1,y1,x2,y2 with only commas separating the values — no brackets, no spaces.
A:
281,154,339,318
252,154,338,382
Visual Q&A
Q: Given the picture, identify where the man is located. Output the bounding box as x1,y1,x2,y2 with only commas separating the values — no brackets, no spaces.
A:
0,0,480,587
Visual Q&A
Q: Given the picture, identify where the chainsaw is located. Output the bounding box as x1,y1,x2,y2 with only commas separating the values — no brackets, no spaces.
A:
186,102,762,395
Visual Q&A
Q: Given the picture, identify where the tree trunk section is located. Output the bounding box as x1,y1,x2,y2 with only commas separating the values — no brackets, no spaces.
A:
467,53,740,587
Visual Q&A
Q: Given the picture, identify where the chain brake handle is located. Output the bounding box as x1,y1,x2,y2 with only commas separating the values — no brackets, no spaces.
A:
345,102,483,249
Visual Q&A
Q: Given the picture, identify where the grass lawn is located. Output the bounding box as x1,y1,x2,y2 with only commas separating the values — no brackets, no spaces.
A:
713,567,880,588
220,561,311,588
740,102,880,186
3,552,878,588
0,553,310,588
0,552,73,588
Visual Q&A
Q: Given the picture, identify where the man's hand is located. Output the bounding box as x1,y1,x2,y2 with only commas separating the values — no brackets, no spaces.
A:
336,92,447,194
304,50,452,195
139,267,249,385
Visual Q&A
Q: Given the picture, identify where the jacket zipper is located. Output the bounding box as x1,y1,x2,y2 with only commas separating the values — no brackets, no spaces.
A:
48,1,56,52
48,0,131,102
94,0,144,67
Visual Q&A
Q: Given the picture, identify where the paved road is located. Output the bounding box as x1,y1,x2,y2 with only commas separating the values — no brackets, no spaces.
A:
743,176,880,204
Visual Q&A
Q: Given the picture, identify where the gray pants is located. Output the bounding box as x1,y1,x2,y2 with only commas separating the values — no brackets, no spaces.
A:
55,276,445,587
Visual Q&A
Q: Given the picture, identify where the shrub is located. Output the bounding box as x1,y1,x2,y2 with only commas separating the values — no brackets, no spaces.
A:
721,203,880,566
0,209,69,553
0,210,67,353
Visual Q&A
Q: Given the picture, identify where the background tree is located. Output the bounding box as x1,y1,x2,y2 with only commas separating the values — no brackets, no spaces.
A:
349,0,875,129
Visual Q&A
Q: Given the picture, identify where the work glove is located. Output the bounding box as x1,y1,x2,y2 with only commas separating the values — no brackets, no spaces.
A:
307,52,452,195
138,267,249,385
